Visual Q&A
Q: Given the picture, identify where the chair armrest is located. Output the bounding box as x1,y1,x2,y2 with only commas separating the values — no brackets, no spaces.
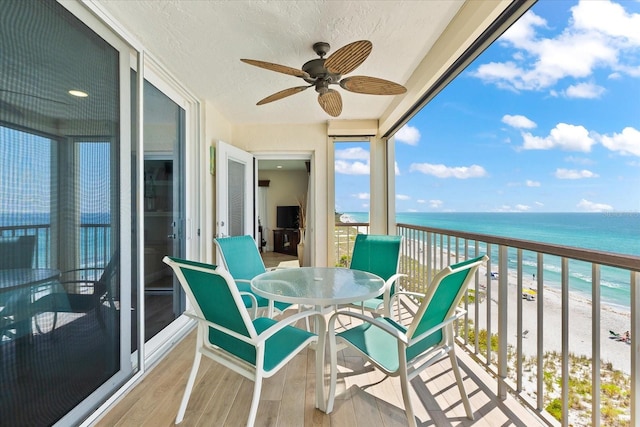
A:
408,307,467,345
389,290,424,305
254,309,323,344
238,291,258,318
328,310,408,344
378,273,407,317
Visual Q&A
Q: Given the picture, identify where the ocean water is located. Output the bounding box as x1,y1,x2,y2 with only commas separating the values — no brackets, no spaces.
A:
0,213,112,268
343,212,640,309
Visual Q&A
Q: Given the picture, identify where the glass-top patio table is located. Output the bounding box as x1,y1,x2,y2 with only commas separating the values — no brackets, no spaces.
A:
251,266,384,412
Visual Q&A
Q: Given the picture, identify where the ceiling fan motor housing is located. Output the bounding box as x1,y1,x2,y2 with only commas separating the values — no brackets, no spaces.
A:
302,58,342,87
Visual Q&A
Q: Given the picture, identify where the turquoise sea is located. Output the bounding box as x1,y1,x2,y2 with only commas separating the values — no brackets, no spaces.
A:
344,212,640,310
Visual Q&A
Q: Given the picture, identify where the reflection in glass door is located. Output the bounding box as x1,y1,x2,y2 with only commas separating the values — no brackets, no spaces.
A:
143,81,185,342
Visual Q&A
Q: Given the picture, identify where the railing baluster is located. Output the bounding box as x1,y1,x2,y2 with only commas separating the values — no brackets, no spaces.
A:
516,249,523,393
631,270,639,427
561,257,569,426
486,243,492,365
498,245,508,400
592,263,601,427
536,252,544,411
426,231,432,295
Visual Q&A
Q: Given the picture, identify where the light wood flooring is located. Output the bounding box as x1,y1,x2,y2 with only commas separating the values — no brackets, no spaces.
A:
94,309,546,426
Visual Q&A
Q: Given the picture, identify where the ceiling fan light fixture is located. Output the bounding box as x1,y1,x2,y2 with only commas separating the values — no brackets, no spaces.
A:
68,89,88,98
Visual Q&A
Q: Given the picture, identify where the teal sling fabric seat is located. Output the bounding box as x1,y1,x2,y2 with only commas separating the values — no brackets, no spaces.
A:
327,254,489,427
346,234,406,317
214,235,292,316
163,256,321,426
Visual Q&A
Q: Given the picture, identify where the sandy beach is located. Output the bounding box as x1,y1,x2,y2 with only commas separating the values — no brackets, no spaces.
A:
468,264,631,375
401,237,632,375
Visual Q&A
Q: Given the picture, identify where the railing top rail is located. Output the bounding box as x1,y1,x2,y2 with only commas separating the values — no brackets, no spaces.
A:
397,222,640,272
335,222,369,227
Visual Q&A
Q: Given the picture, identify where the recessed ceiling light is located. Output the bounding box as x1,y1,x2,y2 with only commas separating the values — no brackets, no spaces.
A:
68,89,88,98
277,165,283,169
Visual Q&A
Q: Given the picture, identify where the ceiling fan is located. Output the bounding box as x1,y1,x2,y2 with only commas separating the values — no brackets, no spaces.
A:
241,40,407,117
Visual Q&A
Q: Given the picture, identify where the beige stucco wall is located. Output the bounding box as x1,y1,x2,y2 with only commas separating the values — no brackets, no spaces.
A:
202,100,233,263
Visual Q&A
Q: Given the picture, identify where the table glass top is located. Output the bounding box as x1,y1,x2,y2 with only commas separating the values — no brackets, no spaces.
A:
251,267,384,306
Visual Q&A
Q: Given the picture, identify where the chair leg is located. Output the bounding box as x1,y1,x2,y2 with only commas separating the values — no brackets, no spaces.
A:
247,374,263,427
449,348,474,420
399,371,417,427
326,330,339,413
175,350,202,424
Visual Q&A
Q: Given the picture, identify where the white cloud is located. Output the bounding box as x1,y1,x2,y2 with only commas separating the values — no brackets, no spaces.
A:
522,123,596,152
535,201,545,207
571,0,640,45
429,199,443,208
334,160,369,175
577,198,613,212
394,161,400,176
555,168,599,179
564,156,594,165
598,126,640,156
409,163,487,179
395,125,421,146
515,204,531,211
526,180,541,187
335,147,369,160
396,194,410,200
471,2,640,91
563,82,606,99
354,192,370,200
502,114,537,129
417,199,426,204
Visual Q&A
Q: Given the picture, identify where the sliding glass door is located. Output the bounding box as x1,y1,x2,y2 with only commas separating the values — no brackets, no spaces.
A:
142,81,186,344
0,1,130,425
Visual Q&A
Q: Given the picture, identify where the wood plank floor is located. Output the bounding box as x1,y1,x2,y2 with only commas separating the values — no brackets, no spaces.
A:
94,253,546,426
94,321,545,426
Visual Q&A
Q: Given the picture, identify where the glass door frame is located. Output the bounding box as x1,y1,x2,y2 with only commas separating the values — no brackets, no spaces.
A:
137,59,200,365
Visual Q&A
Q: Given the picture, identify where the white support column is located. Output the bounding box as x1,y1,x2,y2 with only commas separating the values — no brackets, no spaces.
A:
369,135,387,235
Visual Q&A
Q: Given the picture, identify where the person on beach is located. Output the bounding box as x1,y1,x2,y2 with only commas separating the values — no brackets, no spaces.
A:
623,330,630,343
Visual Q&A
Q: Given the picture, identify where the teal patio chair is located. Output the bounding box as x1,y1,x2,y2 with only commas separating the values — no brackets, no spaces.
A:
163,256,321,426
0,235,37,340
327,254,489,427
345,234,406,318
36,250,119,332
214,235,292,317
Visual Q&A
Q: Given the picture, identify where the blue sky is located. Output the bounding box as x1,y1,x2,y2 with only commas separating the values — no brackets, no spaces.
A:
335,0,640,213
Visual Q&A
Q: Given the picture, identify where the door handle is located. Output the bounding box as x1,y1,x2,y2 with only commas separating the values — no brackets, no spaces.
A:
167,234,176,239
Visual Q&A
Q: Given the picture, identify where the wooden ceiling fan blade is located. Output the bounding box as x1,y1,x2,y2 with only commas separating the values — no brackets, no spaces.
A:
339,76,407,95
256,86,310,105
241,59,310,79
317,89,342,117
324,40,372,75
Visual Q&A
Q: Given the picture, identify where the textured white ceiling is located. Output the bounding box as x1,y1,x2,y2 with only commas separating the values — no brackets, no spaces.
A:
97,0,465,125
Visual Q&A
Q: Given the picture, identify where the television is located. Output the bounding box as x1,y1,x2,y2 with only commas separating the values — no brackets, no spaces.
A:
276,205,299,229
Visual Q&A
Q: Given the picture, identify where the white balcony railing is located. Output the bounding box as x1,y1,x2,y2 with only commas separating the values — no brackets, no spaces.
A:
335,221,640,427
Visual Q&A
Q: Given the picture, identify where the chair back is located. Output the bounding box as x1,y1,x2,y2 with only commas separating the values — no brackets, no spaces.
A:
214,235,266,280
406,254,488,358
163,256,259,365
0,235,36,269
349,234,402,298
